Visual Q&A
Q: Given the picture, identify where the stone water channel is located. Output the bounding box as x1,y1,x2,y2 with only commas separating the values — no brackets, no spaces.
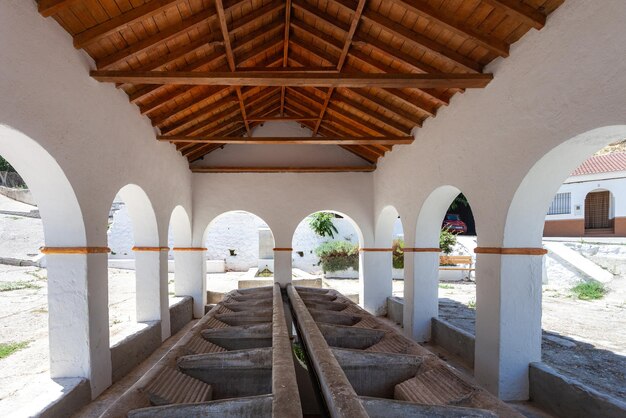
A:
99,284,521,417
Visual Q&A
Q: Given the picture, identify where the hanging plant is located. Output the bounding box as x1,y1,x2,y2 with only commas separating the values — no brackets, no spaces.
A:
308,212,339,238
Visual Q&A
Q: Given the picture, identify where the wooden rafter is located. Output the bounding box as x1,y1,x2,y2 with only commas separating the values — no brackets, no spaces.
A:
73,0,183,49
91,71,493,88
215,0,251,136
311,0,366,135
191,166,375,173
38,0,561,167
38,0,80,17
157,136,413,145
479,0,546,29
280,0,293,116
393,0,510,57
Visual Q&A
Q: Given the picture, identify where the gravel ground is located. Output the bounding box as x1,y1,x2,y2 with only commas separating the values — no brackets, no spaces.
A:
0,267,176,413
438,281,626,401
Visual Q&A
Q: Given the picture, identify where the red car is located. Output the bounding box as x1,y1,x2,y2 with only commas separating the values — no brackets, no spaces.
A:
442,214,467,234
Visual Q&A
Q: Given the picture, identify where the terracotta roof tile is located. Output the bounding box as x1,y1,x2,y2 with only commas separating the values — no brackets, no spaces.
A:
572,153,626,176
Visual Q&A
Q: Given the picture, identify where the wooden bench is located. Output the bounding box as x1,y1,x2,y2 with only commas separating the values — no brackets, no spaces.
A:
439,255,474,272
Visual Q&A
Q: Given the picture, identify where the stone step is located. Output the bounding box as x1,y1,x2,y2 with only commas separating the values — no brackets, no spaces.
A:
185,335,227,355
141,367,212,406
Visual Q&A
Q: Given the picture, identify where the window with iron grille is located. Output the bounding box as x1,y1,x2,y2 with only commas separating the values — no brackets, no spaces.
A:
548,192,571,215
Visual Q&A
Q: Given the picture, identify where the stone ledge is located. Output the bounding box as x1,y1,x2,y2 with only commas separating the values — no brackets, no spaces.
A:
529,362,626,418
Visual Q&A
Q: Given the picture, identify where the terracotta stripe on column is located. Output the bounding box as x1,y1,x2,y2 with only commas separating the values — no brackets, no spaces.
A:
474,247,547,255
40,247,111,254
132,246,170,252
172,247,207,251
273,248,293,251
359,248,393,252
403,247,441,253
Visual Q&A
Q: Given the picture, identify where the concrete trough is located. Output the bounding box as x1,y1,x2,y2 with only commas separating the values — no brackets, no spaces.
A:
128,394,274,418
215,311,273,325
307,308,363,326
332,349,422,398
223,298,273,311
178,348,273,399
359,397,497,418
201,323,272,350
294,286,330,295
303,299,349,311
291,286,522,418
318,323,386,349
298,293,338,303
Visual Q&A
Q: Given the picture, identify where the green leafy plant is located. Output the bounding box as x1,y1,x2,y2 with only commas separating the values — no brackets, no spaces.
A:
439,227,457,254
571,280,606,300
315,241,359,273
0,341,29,359
392,239,404,269
439,283,454,289
467,299,476,309
309,212,339,238
0,281,41,292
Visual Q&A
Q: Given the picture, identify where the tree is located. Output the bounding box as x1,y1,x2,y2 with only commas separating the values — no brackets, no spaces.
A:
308,212,339,238
449,193,468,211
0,155,15,172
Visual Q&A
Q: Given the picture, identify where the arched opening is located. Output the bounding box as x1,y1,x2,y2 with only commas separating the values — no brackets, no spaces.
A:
0,124,87,402
107,184,159,346
407,186,478,342
502,125,626,400
291,211,364,302
203,211,275,298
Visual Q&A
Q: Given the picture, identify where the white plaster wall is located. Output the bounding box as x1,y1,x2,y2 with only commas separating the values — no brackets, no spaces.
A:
204,211,271,271
0,1,193,249
546,174,626,221
191,121,370,168
192,172,375,249
373,1,626,247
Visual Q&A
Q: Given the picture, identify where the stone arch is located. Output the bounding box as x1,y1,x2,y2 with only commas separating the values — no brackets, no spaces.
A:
0,124,85,245
115,184,159,247
169,205,192,248
504,125,626,247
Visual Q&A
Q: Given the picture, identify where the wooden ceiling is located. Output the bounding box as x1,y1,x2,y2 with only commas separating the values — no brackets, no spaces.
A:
38,0,563,169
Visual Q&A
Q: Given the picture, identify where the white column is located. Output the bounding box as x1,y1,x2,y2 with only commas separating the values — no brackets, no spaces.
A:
174,249,207,318
360,250,392,316
47,251,112,398
273,248,292,287
135,251,162,329
408,250,439,341
475,252,543,400
158,249,171,340
402,249,415,336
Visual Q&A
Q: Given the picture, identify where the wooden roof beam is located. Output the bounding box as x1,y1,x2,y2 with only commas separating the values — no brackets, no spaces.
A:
191,166,376,173
96,9,216,70
91,71,494,88
215,0,251,136
480,0,546,29
160,92,239,135
38,0,81,17
229,0,286,37
158,136,413,145
393,0,509,57
73,0,183,49
359,9,482,73
151,86,232,126
346,88,426,125
130,51,227,107
281,0,293,116
334,94,413,135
